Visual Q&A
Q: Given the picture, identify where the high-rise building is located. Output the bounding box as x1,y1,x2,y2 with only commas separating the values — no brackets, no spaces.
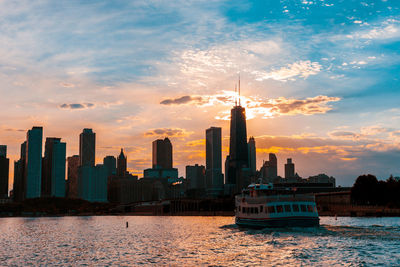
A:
42,138,66,197
0,145,9,198
13,142,26,201
78,164,108,202
25,127,43,199
79,128,95,166
260,153,278,182
117,148,127,177
152,138,172,169
103,155,117,178
225,96,249,193
67,155,80,198
285,158,295,179
186,164,206,190
248,137,256,174
205,127,223,196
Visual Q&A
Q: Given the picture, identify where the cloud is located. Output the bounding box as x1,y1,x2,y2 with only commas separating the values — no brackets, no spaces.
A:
253,60,322,81
144,128,193,138
160,95,204,105
59,82,75,88
59,103,95,110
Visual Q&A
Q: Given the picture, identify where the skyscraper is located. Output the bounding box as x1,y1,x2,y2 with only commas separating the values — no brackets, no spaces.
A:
285,158,295,179
260,153,277,182
42,138,66,197
248,137,256,174
79,128,95,166
67,155,80,198
152,138,172,169
117,148,127,177
104,155,117,178
186,164,206,190
25,127,43,199
13,142,26,201
205,127,223,196
225,91,249,193
0,145,9,198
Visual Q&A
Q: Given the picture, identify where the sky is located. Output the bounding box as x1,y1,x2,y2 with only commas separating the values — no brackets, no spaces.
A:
0,0,400,188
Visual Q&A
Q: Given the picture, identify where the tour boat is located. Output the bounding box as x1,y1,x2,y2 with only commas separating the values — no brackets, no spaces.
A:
235,183,320,228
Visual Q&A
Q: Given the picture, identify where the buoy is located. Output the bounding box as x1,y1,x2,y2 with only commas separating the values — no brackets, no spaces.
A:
126,221,129,228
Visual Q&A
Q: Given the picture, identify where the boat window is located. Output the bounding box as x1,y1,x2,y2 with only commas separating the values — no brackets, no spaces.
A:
256,207,259,214
251,207,254,214
313,205,318,212
242,207,245,213
300,204,307,212
267,206,275,213
307,205,313,212
284,205,292,212
276,205,283,213
260,206,263,213
292,204,299,212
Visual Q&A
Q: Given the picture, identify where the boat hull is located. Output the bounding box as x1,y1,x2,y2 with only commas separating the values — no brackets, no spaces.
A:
235,216,320,228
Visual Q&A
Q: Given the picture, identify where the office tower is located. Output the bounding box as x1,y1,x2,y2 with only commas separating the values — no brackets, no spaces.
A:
117,149,127,177
67,155,80,198
13,142,26,201
42,138,66,197
0,145,9,198
78,164,107,202
103,155,117,178
248,137,256,174
205,127,223,196
79,128,95,166
25,127,43,199
285,158,295,179
260,153,278,182
0,145,6,157
225,94,249,193
152,138,172,169
186,164,206,190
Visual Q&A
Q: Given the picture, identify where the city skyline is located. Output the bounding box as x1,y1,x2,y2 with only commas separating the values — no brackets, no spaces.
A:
1,1,400,188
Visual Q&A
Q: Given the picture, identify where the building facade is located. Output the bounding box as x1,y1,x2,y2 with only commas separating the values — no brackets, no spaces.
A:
248,136,256,174
205,127,223,196
285,158,295,179
67,155,80,198
25,127,43,199
79,128,95,166
152,138,172,169
117,149,127,177
0,145,9,198
42,138,66,197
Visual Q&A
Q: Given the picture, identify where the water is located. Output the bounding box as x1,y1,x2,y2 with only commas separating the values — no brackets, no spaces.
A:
0,216,399,266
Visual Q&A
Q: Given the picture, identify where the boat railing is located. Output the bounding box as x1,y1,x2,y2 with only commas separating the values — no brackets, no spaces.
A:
237,194,315,204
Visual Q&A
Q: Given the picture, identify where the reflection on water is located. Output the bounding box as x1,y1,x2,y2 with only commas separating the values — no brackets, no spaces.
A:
0,216,399,266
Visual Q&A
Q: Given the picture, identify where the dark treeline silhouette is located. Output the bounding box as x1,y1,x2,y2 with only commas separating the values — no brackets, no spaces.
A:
351,174,400,207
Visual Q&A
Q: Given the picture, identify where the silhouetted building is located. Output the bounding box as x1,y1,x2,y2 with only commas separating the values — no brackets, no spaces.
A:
205,127,223,196
144,168,178,179
42,138,66,197
225,99,249,194
307,174,336,187
186,164,206,190
108,174,138,203
13,142,26,201
285,158,295,179
248,137,256,174
152,138,172,169
25,127,43,199
78,164,108,202
103,155,117,178
117,148,127,177
0,145,9,198
260,153,278,182
67,155,80,198
79,128,95,166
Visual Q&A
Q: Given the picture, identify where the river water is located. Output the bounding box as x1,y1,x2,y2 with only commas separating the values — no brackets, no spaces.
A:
0,216,399,266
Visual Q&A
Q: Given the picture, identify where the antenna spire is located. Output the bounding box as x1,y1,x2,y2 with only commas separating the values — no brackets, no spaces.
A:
238,73,241,106
234,84,237,106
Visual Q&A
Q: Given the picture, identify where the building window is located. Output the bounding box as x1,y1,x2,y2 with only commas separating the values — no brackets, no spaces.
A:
284,204,292,212
268,206,275,213
276,205,283,213
292,204,299,212
300,204,307,212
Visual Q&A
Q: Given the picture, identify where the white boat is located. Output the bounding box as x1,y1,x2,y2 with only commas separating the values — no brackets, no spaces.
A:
235,183,320,228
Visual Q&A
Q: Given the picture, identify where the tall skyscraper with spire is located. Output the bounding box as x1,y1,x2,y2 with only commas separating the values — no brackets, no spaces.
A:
225,77,250,193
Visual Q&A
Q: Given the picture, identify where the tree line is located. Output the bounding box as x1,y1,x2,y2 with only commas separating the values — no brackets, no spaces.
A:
351,174,400,207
